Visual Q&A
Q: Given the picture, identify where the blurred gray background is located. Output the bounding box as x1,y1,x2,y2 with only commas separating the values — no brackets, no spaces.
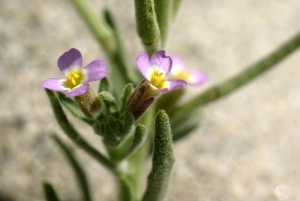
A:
1,0,300,200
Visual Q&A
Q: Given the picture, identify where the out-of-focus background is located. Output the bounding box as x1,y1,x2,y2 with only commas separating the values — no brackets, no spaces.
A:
1,0,300,200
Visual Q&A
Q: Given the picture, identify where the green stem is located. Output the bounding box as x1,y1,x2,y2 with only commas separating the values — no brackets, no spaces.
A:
173,0,182,20
172,30,300,118
71,0,116,54
154,0,173,47
126,107,155,200
53,135,92,201
70,0,134,95
134,0,161,55
45,89,116,171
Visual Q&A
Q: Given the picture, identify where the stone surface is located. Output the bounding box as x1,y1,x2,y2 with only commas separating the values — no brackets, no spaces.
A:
0,0,300,200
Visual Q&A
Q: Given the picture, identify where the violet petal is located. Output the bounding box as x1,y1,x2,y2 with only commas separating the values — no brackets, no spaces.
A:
189,71,208,86
57,48,83,73
42,78,66,92
156,79,187,94
85,60,107,82
65,83,89,97
150,50,172,76
170,55,186,71
136,52,152,80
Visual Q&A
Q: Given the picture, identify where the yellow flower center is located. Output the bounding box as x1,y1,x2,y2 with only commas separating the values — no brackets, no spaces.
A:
150,70,166,89
64,70,85,89
174,70,190,81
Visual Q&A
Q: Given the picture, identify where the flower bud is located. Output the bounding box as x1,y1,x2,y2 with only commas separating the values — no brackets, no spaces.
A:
74,84,101,118
125,79,159,120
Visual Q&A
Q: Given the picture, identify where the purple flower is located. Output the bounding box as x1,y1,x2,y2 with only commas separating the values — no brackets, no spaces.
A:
170,55,208,86
42,48,107,97
136,50,187,94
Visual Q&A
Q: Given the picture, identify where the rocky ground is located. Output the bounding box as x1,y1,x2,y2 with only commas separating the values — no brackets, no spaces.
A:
1,0,300,200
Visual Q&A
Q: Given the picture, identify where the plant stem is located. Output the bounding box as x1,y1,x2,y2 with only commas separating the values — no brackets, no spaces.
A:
70,0,134,95
172,30,300,118
45,89,116,171
154,0,173,47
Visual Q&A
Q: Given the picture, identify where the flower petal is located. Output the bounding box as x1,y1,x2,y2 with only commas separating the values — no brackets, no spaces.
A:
170,55,186,73
42,78,66,92
150,50,172,76
136,52,152,80
65,83,89,97
57,48,83,74
189,71,208,86
156,79,187,94
85,60,107,82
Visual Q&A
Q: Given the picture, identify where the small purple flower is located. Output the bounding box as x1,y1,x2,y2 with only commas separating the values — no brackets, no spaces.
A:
136,50,187,94
42,48,107,97
170,55,208,86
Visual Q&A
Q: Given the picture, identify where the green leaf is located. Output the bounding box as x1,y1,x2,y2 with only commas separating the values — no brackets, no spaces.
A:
98,77,109,93
120,84,134,114
118,177,134,201
99,91,119,116
53,135,92,201
57,92,96,126
142,110,175,201
154,0,173,47
121,112,135,137
121,124,148,160
43,182,61,201
45,89,115,170
134,0,161,54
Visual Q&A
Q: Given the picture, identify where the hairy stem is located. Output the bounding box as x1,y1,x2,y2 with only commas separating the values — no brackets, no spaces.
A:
172,30,300,118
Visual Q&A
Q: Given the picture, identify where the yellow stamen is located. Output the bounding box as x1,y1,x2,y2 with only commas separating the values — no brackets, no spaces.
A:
64,70,85,89
150,70,166,89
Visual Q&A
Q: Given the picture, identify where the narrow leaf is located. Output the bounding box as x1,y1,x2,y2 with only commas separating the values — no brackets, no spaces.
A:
53,135,92,201
43,182,61,201
142,110,175,201
57,92,96,126
45,89,115,170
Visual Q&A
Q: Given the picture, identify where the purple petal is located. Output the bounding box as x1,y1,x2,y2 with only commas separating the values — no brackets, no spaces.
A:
136,52,152,80
65,83,89,97
85,60,107,82
57,48,83,73
189,71,208,86
150,50,172,76
170,55,186,71
156,79,187,94
42,78,66,92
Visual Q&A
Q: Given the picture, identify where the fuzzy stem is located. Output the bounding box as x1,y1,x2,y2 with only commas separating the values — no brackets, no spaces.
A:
70,0,134,95
45,89,116,171
172,30,300,119
142,110,175,201
154,0,173,48
53,135,92,201
173,0,182,19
